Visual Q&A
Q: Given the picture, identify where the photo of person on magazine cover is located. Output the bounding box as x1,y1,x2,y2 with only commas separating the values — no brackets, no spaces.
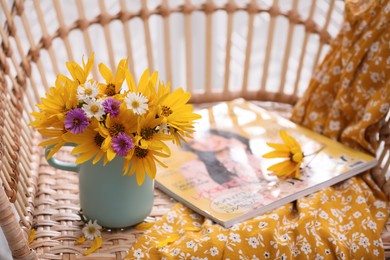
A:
181,129,266,186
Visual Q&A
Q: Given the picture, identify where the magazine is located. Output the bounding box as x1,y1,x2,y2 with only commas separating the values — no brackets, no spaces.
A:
155,99,377,228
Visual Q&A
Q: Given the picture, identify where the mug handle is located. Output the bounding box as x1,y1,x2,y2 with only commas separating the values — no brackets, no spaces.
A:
45,144,80,173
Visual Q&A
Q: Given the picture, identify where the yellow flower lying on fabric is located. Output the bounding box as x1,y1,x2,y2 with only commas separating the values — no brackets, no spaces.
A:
76,220,103,255
263,130,304,178
30,53,201,185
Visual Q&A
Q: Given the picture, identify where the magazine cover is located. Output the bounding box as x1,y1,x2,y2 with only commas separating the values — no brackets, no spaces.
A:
155,99,377,228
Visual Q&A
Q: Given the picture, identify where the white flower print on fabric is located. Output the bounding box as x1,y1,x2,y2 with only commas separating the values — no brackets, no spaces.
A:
322,75,330,84
356,196,366,204
346,61,354,72
370,72,380,83
217,234,227,241
376,211,386,218
332,66,341,75
301,243,311,255
359,236,370,248
186,240,195,249
368,220,377,231
162,223,173,232
309,112,318,121
210,247,219,256
351,243,359,253
133,249,144,259
247,237,260,248
341,78,350,88
258,222,268,229
370,42,380,52
362,63,369,73
329,120,341,131
229,233,241,243
363,112,372,121
319,211,329,219
292,248,300,257
171,248,181,256
374,200,387,208
380,103,389,113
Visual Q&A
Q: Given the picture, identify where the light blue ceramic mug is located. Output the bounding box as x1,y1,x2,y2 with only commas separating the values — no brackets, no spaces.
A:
45,146,154,228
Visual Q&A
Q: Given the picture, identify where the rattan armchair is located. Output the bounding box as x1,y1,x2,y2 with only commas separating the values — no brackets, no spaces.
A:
1,0,390,259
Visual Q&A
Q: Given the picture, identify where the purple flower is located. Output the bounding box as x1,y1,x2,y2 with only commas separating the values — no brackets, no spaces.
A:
103,98,121,117
64,108,89,134
111,132,134,157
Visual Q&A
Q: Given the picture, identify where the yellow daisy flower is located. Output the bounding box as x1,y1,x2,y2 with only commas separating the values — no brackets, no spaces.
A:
98,105,138,161
123,145,170,186
263,130,304,179
30,77,79,158
98,59,127,96
64,118,108,165
65,52,94,85
135,110,172,151
156,82,201,145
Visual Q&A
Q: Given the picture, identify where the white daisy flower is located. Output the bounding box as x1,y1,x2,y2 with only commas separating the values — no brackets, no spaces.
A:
82,98,104,119
125,92,149,115
77,81,99,101
82,220,102,240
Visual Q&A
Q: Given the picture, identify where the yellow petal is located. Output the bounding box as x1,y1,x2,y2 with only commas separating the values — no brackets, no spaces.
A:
280,130,300,149
156,233,181,248
266,142,290,152
268,160,291,172
75,235,86,245
125,70,136,91
83,236,103,256
136,167,145,186
294,164,302,178
134,222,155,230
268,160,298,177
184,227,201,232
28,228,36,244
98,63,114,83
263,150,290,159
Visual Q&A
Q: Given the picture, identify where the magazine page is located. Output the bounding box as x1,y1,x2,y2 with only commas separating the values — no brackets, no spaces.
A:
155,99,376,227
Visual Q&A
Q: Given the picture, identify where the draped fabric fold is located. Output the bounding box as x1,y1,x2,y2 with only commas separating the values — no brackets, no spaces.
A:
127,0,390,258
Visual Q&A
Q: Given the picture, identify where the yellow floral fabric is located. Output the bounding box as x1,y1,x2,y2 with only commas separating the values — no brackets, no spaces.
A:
129,173,387,259
128,0,390,259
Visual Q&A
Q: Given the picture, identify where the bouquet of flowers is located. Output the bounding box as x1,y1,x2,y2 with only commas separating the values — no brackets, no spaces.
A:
30,53,201,185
